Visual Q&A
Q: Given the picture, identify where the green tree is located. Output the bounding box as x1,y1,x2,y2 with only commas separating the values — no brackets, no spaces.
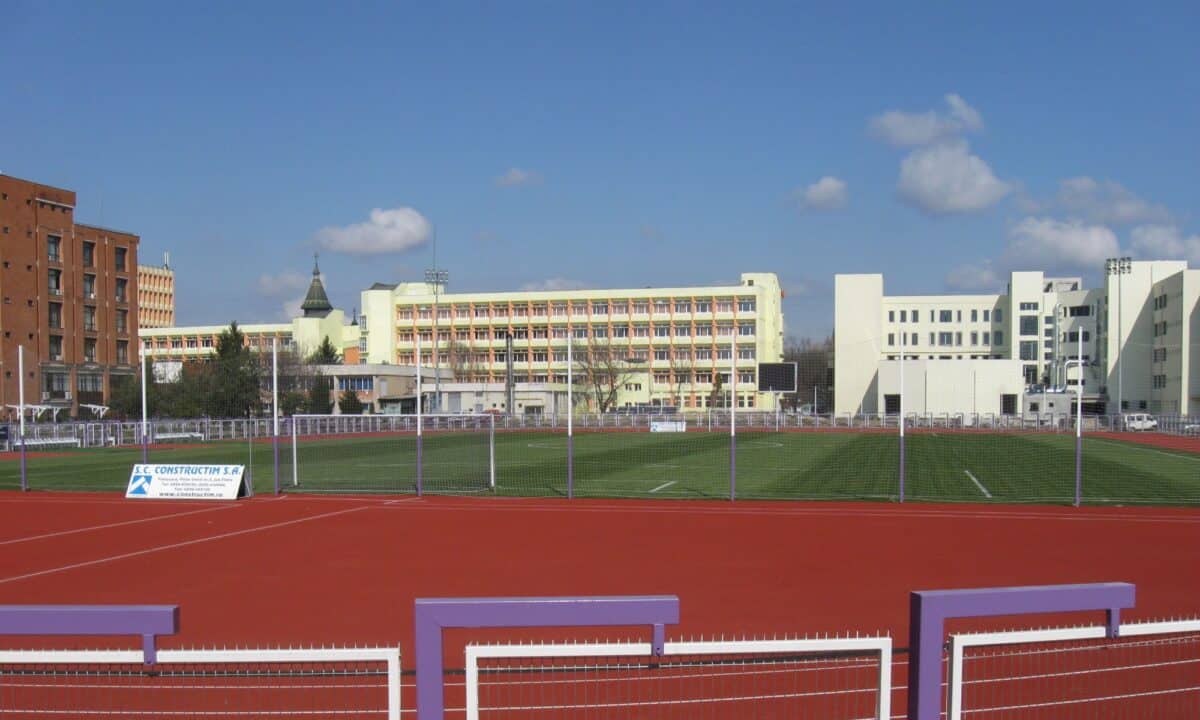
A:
207,322,263,417
281,391,306,416
337,388,364,415
305,373,333,414
309,336,340,365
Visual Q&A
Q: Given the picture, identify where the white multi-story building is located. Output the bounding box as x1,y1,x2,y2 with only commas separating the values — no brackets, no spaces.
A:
835,261,1195,416
358,272,785,411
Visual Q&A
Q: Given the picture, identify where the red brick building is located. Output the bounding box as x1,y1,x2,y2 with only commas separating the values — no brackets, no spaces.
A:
0,174,139,418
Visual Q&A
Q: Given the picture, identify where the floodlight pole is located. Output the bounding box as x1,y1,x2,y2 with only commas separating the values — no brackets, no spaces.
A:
416,332,423,496
1106,257,1132,414
425,236,448,415
567,339,573,499
729,336,736,501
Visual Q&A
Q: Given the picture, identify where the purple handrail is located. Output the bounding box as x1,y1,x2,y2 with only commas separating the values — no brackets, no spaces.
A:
0,605,179,664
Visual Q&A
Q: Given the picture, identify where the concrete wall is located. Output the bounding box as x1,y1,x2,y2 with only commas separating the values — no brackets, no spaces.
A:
877,359,1025,415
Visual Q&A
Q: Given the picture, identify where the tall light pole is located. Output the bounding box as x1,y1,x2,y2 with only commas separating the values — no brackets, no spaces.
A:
1105,257,1132,414
424,243,448,414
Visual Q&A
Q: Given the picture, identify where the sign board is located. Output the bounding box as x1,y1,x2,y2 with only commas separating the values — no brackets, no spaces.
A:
758,362,798,393
126,464,249,500
650,421,687,433
152,361,183,384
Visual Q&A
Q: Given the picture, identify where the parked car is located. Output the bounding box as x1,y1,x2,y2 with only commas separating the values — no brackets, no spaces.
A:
1123,413,1158,431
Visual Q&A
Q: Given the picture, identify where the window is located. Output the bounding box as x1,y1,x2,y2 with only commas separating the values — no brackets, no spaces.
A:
43,371,68,396
1019,302,1038,311
115,278,127,302
654,326,670,337
911,309,919,323
116,309,128,333
632,302,649,314
437,307,451,320
995,309,1003,322
634,326,649,337
929,332,935,345
738,348,756,360
983,309,990,322
654,349,670,361
695,348,712,360
553,351,567,362
80,274,95,299
695,325,712,337
994,331,1004,345
955,332,963,346
910,333,917,346
532,351,548,362
970,331,978,345
716,348,732,360
900,310,907,322
938,332,953,346
1044,328,1053,338
591,302,608,315
83,338,97,362
675,301,691,313
474,329,489,341
531,304,547,317
49,335,63,360
47,235,61,261
888,333,895,346
983,332,990,344
83,306,97,331
78,374,102,393
48,269,63,295
736,324,753,336
716,300,733,313
48,302,62,329
114,246,127,271
957,310,962,322
551,327,568,339
533,327,548,339
1019,315,1038,335
474,306,490,318
592,327,608,339
971,309,978,322
202,338,213,348
186,339,197,348
653,301,670,314
674,325,691,337
572,328,587,339
694,301,711,313
1068,305,1091,317
737,299,755,312
739,372,754,384
1019,341,1038,360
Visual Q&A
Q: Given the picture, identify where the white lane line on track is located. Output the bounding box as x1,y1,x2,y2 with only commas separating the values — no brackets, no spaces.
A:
649,481,677,494
964,469,992,498
0,504,239,547
0,505,373,586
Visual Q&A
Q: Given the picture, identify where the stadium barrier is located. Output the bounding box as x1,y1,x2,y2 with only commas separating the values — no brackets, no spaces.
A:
3,583,1196,718
5,411,1200,504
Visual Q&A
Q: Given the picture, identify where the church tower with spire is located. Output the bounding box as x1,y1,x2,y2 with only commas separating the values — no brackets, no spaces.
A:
301,253,334,318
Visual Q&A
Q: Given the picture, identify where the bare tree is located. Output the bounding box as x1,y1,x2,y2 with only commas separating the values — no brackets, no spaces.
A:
442,339,479,381
570,338,639,413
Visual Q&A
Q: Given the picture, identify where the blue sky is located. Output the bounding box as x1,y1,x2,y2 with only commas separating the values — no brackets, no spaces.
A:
2,1,1196,338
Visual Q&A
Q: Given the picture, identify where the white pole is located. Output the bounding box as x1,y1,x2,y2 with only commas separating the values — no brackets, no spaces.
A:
899,334,905,437
18,345,25,438
566,341,573,436
416,333,423,434
272,339,279,436
140,349,148,440
1077,330,1083,439
730,341,737,436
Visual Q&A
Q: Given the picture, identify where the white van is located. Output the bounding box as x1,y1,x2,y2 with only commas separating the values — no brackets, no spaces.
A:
1123,413,1158,431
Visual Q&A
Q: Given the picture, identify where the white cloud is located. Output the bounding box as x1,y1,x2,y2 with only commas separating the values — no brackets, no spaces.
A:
256,271,308,297
945,261,1002,291
315,207,432,255
896,141,1010,215
496,168,541,187
281,296,305,320
869,93,984,147
520,277,588,292
1056,177,1172,226
1006,217,1121,270
796,176,848,211
1130,225,1200,263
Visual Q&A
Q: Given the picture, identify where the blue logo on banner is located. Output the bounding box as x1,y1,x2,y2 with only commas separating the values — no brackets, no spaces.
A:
129,474,153,496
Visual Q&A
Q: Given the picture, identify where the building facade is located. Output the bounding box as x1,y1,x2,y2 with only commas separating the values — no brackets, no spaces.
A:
835,261,1197,416
0,174,139,417
137,256,175,328
358,272,785,411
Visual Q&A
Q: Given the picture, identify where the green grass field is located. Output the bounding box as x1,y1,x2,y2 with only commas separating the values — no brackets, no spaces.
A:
2,430,1198,504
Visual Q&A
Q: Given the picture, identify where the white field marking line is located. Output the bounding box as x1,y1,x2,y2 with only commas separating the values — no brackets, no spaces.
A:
0,504,240,547
963,469,992,498
649,481,677,493
0,504,373,586
1087,436,1200,462
374,499,1200,524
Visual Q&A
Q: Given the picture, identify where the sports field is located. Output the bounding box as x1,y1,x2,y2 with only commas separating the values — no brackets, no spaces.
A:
3,428,1199,504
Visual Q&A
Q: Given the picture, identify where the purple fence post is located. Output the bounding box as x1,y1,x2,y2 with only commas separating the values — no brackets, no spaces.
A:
273,433,281,496
413,595,679,720
566,435,574,499
907,582,1135,720
0,605,179,665
898,434,906,502
1074,433,1082,507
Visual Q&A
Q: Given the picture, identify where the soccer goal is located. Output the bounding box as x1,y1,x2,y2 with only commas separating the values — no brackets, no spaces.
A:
286,413,495,494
